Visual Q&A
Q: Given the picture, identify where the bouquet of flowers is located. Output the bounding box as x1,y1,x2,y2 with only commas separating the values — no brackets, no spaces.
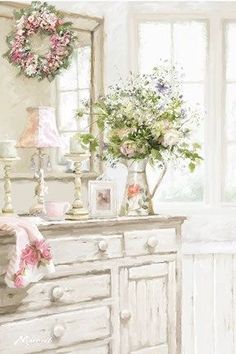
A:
77,64,202,171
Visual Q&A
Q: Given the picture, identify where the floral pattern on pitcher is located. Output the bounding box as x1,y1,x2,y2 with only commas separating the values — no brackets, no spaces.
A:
125,183,150,215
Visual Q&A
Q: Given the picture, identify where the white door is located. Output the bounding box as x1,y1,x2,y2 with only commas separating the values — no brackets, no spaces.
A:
119,261,176,354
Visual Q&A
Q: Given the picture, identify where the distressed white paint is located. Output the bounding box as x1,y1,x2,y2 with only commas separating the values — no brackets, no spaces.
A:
0,273,110,316
0,216,183,354
182,252,236,354
1,214,236,353
0,306,110,354
119,262,171,353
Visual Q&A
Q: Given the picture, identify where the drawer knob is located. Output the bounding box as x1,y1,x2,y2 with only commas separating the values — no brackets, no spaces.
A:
120,309,131,321
98,240,108,252
147,237,158,248
53,324,65,338
52,286,64,300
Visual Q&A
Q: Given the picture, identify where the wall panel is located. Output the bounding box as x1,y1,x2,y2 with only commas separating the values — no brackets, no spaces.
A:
182,252,236,354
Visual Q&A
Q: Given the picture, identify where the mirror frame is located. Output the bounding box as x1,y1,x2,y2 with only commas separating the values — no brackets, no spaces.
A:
0,1,104,181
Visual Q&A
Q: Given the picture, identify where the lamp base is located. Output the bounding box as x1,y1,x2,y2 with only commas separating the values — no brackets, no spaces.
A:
65,207,89,220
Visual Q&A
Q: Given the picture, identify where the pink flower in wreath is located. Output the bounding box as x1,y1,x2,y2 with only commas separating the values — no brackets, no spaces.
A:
21,244,39,266
35,240,52,261
127,184,141,198
11,50,22,63
14,271,24,288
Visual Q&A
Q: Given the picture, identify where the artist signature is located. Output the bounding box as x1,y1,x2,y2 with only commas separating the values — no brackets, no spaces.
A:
14,335,53,346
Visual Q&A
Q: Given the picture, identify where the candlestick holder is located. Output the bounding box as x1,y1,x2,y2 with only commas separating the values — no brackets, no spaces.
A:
0,157,20,215
65,153,90,220
29,148,47,216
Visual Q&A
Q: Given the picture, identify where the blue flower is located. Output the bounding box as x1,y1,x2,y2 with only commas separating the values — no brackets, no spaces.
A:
155,79,169,93
103,142,108,149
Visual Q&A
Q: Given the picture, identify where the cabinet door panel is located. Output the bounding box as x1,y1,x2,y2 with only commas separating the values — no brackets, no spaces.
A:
120,262,176,354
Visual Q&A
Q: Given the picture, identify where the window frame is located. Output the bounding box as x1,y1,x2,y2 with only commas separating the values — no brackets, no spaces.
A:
54,20,104,176
55,34,92,171
130,5,236,210
222,19,236,204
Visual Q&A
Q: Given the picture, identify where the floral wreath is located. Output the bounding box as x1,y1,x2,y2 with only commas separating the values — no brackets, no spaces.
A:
4,1,77,81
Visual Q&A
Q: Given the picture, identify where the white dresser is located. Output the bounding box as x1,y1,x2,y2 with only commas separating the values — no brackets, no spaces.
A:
0,215,185,354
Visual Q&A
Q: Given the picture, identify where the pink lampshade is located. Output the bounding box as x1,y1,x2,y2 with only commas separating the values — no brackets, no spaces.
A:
17,106,61,148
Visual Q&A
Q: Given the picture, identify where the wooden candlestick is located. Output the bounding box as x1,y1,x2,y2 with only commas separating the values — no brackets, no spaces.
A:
29,148,47,216
0,157,20,215
65,153,90,220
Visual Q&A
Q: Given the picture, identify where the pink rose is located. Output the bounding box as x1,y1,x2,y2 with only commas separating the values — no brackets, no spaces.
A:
120,141,136,158
11,50,22,63
127,184,141,198
14,271,24,288
59,18,65,24
35,240,52,261
21,245,39,266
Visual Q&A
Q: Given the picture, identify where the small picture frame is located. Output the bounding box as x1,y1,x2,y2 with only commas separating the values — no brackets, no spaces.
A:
88,180,117,218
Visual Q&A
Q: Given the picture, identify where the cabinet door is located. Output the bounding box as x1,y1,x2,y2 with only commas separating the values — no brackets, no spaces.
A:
119,262,176,354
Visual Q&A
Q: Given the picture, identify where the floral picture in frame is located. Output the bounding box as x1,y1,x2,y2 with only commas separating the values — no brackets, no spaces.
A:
88,180,117,218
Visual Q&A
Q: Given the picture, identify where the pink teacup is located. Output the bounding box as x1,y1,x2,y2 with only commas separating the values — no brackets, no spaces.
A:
45,201,70,220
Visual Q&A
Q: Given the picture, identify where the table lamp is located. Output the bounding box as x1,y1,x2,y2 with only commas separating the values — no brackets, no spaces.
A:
17,106,61,215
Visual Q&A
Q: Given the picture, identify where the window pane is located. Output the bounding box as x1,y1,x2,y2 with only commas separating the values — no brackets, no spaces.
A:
183,83,205,111
183,83,205,142
55,29,92,171
138,20,207,202
139,22,171,73
78,89,90,132
154,83,205,202
79,89,90,104
58,91,78,131
57,52,77,91
58,133,90,172
223,24,236,201
173,22,207,81
149,164,204,203
224,144,236,201
77,46,91,89
225,83,236,141
226,23,236,81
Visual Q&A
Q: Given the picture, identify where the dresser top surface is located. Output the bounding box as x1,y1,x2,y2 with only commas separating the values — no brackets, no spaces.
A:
36,214,186,231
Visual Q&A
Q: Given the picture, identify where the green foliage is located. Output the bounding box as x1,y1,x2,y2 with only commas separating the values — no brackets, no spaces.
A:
76,64,203,172
79,133,99,151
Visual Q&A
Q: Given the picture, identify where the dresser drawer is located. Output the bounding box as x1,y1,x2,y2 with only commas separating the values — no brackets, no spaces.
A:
0,273,110,316
46,344,109,354
51,234,123,265
124,229,177,256
0,306,110,354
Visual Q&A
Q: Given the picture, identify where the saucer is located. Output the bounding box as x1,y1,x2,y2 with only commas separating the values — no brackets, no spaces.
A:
43,216,66,222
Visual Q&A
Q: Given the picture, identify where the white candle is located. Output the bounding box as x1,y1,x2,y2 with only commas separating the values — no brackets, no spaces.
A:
0,140,17,158
70,136,88,154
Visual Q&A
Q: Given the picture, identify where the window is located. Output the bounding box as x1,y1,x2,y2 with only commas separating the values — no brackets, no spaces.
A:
224,22,236,201
138,20,207,203
56,31,91,171
53,15,104,176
